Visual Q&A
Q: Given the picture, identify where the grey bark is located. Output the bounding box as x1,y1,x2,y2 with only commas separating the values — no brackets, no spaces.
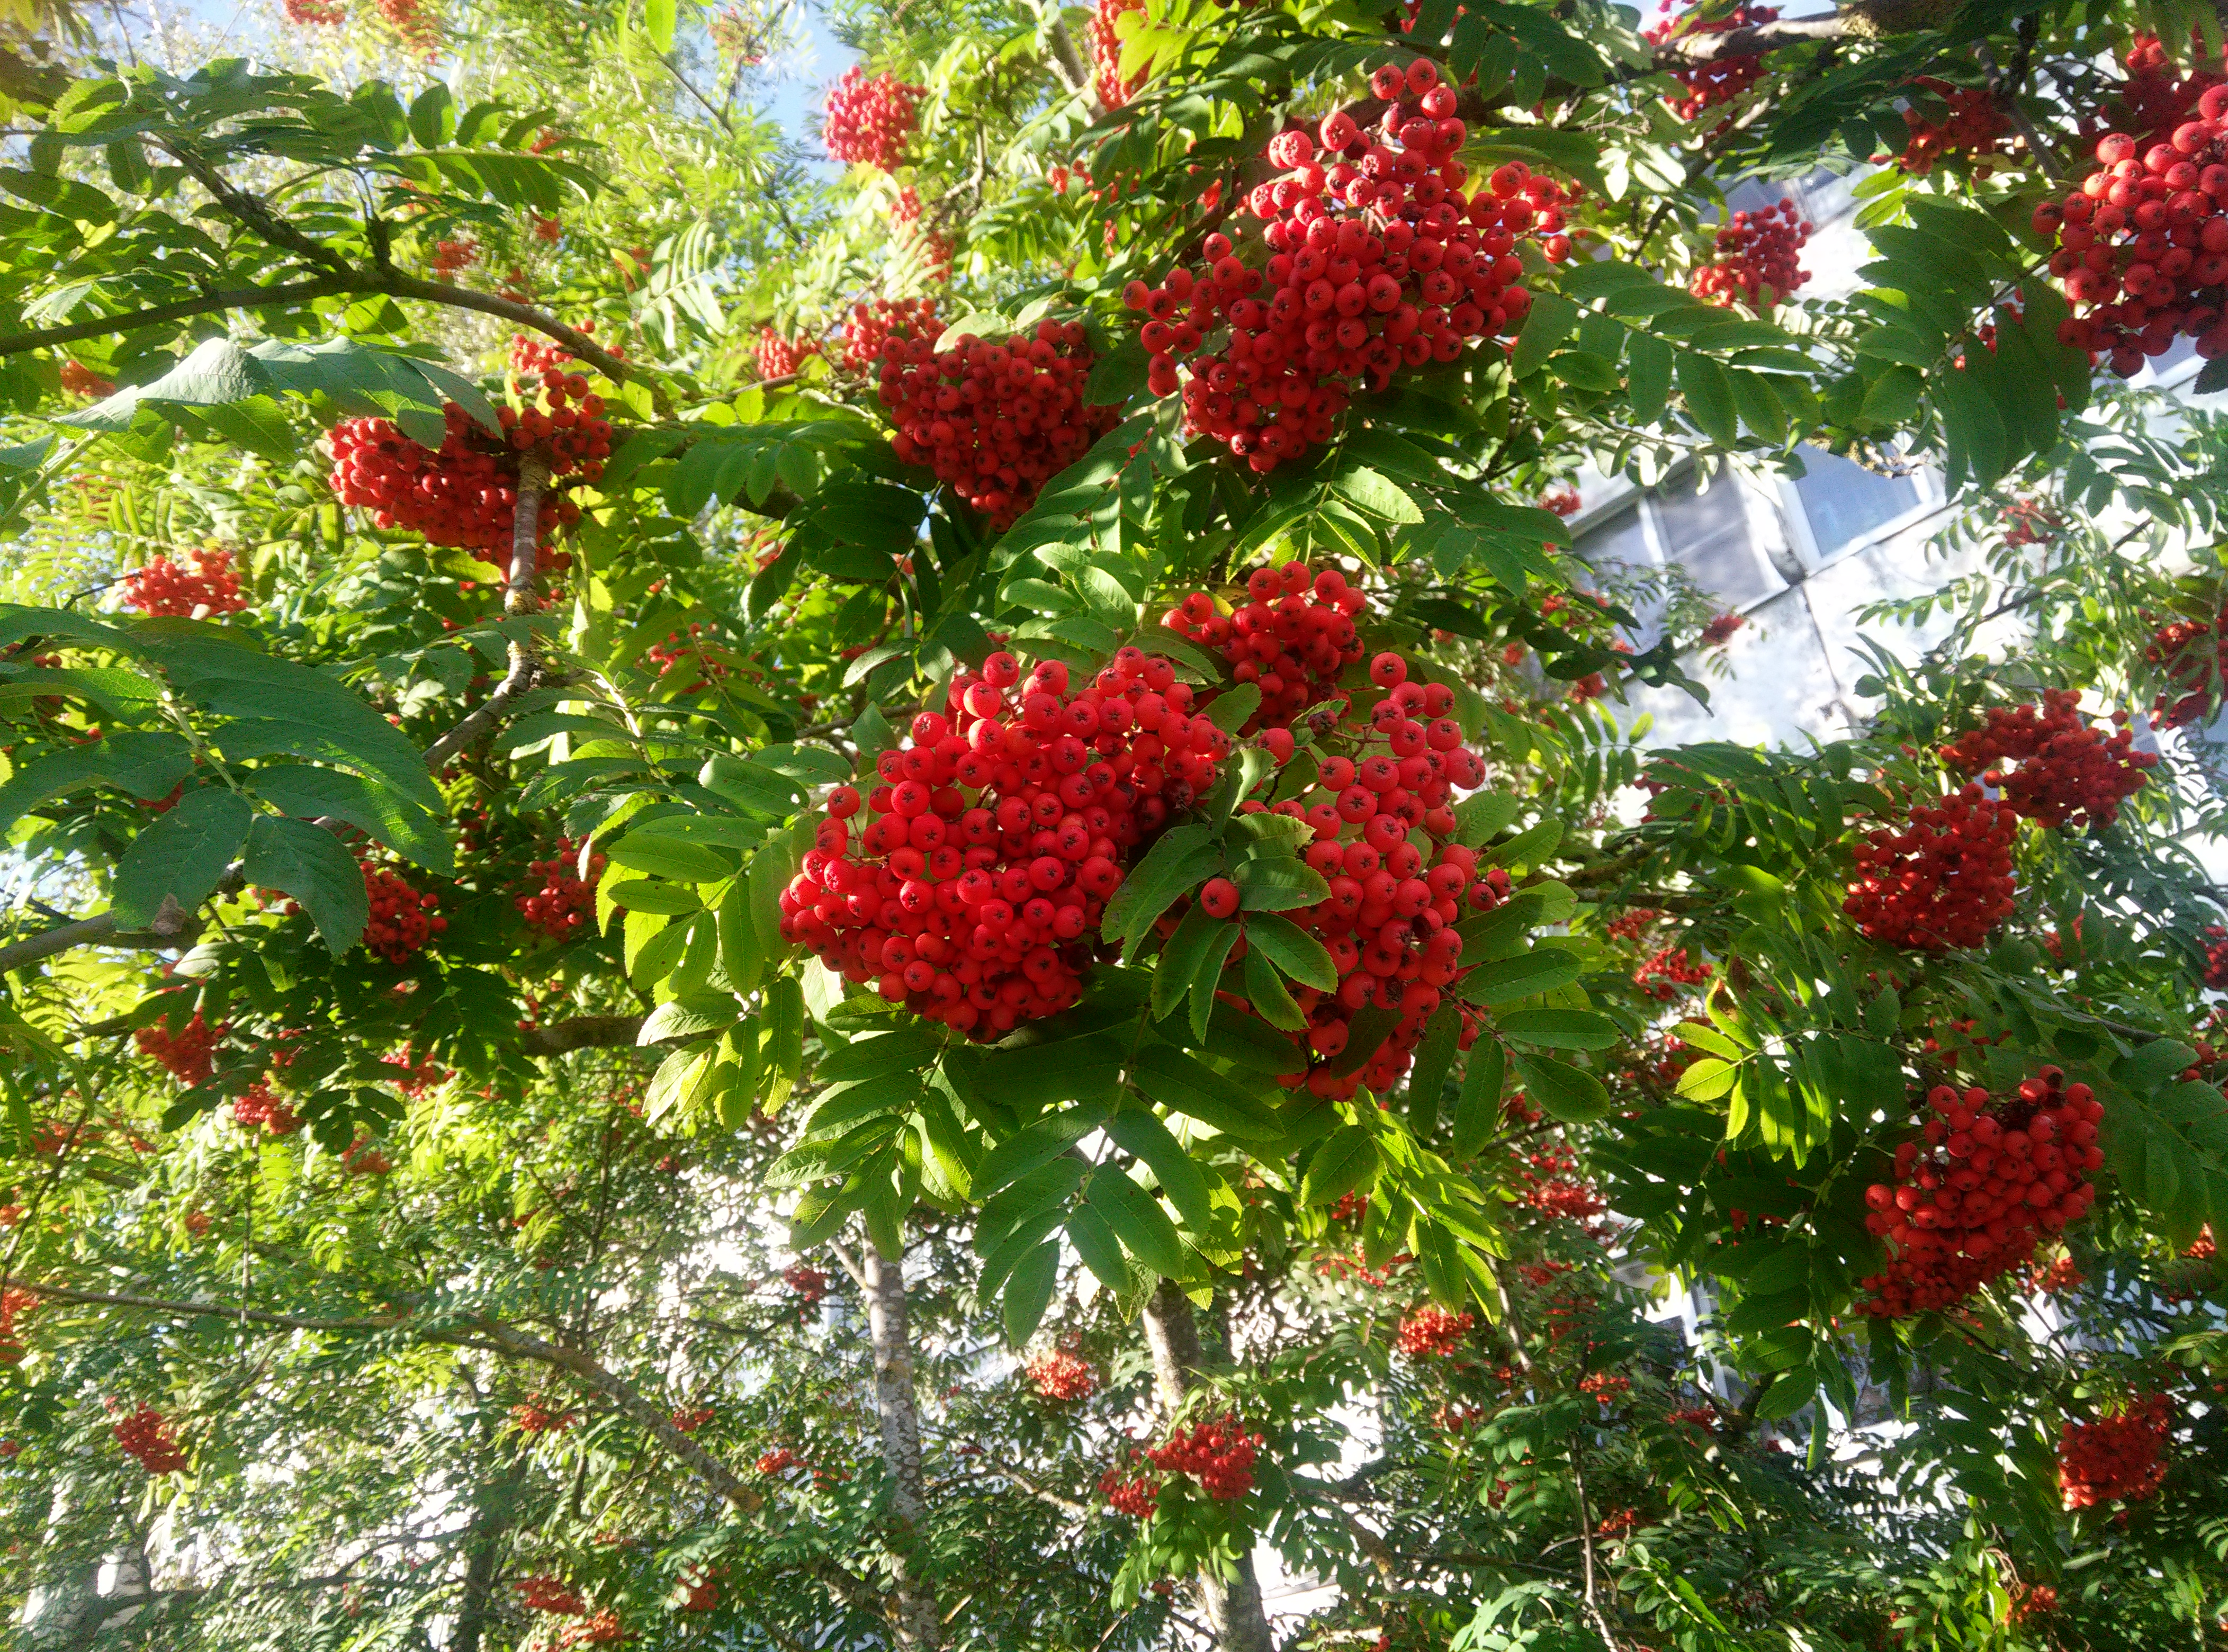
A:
1140,1281,1276,1652
447,1455,525,1652
863,1245,940,1650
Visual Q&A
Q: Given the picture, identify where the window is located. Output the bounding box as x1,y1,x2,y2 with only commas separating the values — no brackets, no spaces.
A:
1573,469,1787,634
1789,443,1922,559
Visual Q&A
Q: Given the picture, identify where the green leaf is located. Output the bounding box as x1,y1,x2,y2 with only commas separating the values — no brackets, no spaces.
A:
1625,331,1673,425
1452,791,1522,848
716,876,763,994
1102,823,1220,960
1204,683,1261,734
1299,1124,1380,1206
1129,1043,1284,1141
1102,1110,1214,1232
1451,1037,1506,1160
1458,946,1583,1005
606,831,736,884
974,1102,1114,1199
248,767,451,876
1511,1051,1610,1122
242,816,370,954
1002,1241,1061,1344
1677,353,1738,447
1064,1203,1131,1291
644,0,677,50
1232,856,1330,912
1244,912,1336,991
109,787,253,929
819,1025,945,1085
1241,946,1306,1031
1511,293,1579,379
1152,903,1234,1023
1496,1008,1618,1050
0,731,193,830
1407,999,1461,1132
698,753,804,818
645,1044,717,1123
1084,1169,1187,1277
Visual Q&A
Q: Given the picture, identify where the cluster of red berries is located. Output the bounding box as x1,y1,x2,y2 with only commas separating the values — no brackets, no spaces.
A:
875,319,1118,527
2037,82,2228,375
59,360,115,397
510,334,585,375
110,1401,188,1475
1844,784,2018,950
1644,2,1780,120
1100,1460,1159,1517
233,1081,302,1135
1540,488,1582,517
1519,1141,1607,1221
675,1567,719,1612
1700,612,1746,647
1578,1371,1632,1403
340,1132,392,1176
517,1575,587,1615
1128,58,1572,474
1858,1072,2104,1317
840,297,942,373
671,1405,715,1433
356,863,446,965
783,1263,831,1303
136,1011,221,1083
2058,1394,2171,1508
0,1286,33,1363
513,1393,579,1434
1205,648,1502,1099
381,1047,448,1098
781,648,1224,1038
891,187,955,283
643,623,730,690
821,66,923,170
1633,944,1712,1002
1025,1346,1096,1400
2000,498,2060,547
1161,561,1368,733
1689,197,1811,309
2147,610,2228,726
1146,1412,1264,1501
1396,1304,1475,1357
557,1610,626,1647
119,547,248,617
755,328,816,379
2031,1253,2085,1293
330,402,585,569
1089,0,1145,105
517,838,604,940
1939,691,2155,830
429,237,478,277
1892,79,2014,175
756,1446,799,1475
2009,1582,2059,1622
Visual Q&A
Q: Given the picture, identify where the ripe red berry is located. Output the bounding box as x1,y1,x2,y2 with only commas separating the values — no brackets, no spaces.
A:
821,66,924,172
118,547,249,617
1199,877,1240,919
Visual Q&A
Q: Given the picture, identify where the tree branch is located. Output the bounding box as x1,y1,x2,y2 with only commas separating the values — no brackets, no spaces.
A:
0,277,355,357
518,1014,648,1056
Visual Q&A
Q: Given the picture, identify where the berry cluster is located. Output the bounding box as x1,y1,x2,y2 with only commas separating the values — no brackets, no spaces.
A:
1643,2,1781,121
1540,487,1582,517
119,548,248,617
340,1132,393,1176
512,1393,579,1434
1189,641,1501,1100
429,237,478,277
1128,59,1573,474
1700,612,1746,647
1025,1346,1096,1400
517,838,605,939
2058,1395,2171,1508
1147,1412,1263,1500
1100,1461,1159,1517
517,1575,587,1614
1089,0,1145,105
1893,79,2014,175
1633,944,1712,1002
675,1567,719,1612
233,1081,301,1136
755,328,817,379
2000,498,2060,546
381,1046,448,1097
2146,611,2228,726
671,1405,714,1433
1858,1072,2104,1317
1578,1371,1632,1403
891,186,955,282
1161,561,1368,733
2031,1253,2085,1293
1519,1141,1607,1221
357,863,446,965
1843,785,2018,950
1939,691,2155,830
875,319,1119,527
643,623,730,690
557,1610,627,1648
1690,197,1811,310
331,401,589,569
59,359,115,397
780,648,1224,1038
136,1011,221,1083
110,1401,188,1475
821,66,923,171
840,297,942,373
756,1446,799,1475
1396,1304,1475,1357
783,1263,831,1303
2037,85,2228,376
0,1286,33,1363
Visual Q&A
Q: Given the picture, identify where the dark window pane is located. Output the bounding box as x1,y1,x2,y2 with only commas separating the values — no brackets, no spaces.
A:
1576,505,1650,576
1655,468,1780,608
1792,443,1920,557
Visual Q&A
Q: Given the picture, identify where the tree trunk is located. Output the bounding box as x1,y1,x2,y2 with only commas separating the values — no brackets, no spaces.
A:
1140,1280,1277,1652
863,1244,940,1651
448,1455,525,1652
